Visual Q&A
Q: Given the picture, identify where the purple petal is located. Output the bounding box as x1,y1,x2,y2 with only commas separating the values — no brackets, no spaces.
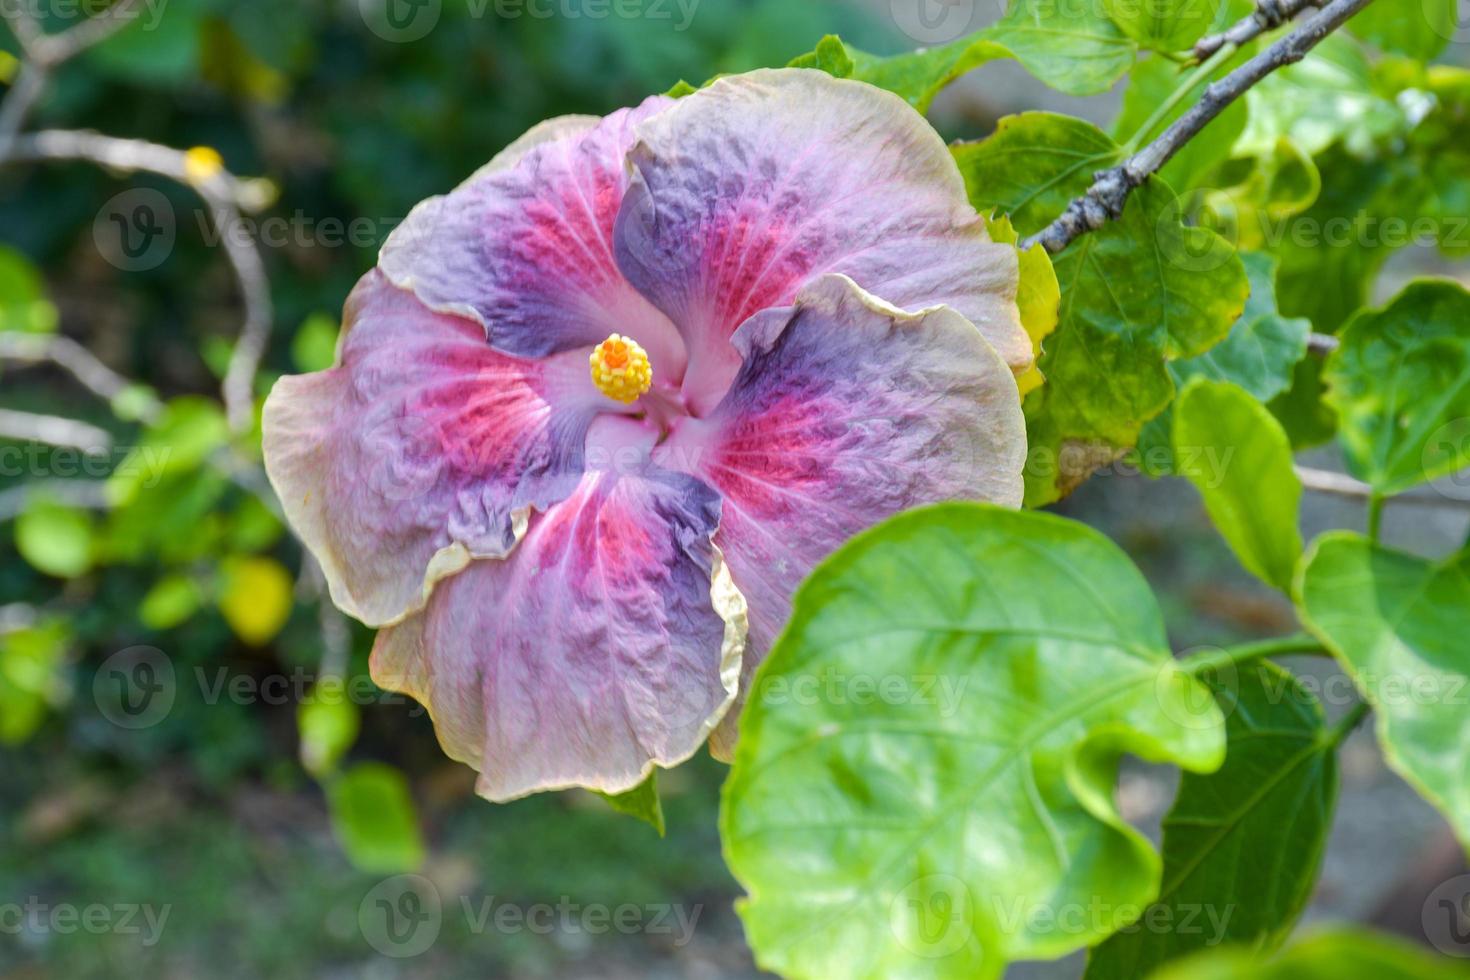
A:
614,68,1031,412
655,274,1025,758
370,465,747,802
379,97,686,383
262,271,609,627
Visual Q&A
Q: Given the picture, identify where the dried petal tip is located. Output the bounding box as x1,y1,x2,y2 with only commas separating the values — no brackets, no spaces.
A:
590,333,653,403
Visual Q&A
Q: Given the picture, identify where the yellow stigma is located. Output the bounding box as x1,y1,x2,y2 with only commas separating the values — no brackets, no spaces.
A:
590,333,653,404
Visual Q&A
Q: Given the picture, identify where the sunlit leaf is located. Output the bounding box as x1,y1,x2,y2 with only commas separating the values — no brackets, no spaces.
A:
1324,279,1470,497
139,573,205,630
327,762,426,874
723,504,1225,980
300,684,361,778
1148,929,1470,979
15,498,95,579
1298,533,1470,851
1085,663,1336,979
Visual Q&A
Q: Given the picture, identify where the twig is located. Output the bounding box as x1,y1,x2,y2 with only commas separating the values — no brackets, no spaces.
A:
1,131,275,432
1307,333,1340,356
30,0,143,66
0,332,163,422
0,479,111,521
1021,0,1379,255
1193,0,1329,60
1296,466,1470,511
0,407,111,450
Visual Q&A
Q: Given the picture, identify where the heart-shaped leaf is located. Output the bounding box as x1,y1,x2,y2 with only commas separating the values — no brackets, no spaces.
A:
1297,533,1470,850
1085,663,1337,980
1324,280,1470,497
722,504,1225,980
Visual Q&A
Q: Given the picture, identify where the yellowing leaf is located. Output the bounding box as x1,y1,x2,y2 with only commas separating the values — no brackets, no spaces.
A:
217,556,293,645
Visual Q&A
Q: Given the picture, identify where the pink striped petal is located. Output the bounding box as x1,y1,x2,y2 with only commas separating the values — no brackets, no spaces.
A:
614,68,1031,413
370,465,747,801
379,96,686,383
263,271,610,627
655,275,1025,758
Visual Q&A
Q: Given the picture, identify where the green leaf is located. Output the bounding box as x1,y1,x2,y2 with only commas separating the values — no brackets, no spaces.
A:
139,573,205,630
1324,279,1470,497
1147,929,1470,979
1349,0,1456,59
954,112,1122,237
300,684,361,778
791,0,1137,114
1297,533,1470,852
722,504,1225,980
1135,252,1311,475
1235,34,1406,161
106,396,229,508
1103,0,1224,53
15,498,94,579
983,213,1060,397
1273,146,1426,334
596,772,666,837
0,245,58,334
327,763,426,874
1172,380,1304,591
0,620,70,745
290,312,340,373
1085,663,1337,980
958,113,1248,506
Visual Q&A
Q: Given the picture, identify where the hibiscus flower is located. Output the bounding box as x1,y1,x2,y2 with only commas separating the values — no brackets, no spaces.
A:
263,68,1030,802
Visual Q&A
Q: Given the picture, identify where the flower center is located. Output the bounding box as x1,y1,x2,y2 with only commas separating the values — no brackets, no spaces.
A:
590,333,653,404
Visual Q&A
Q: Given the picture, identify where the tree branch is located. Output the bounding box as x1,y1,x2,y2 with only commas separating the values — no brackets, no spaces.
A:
1020,0,1379,255
1193,0,1329,60
1,130,275,432
0,332,163,422
0,407,112,451
1296,466,1470,511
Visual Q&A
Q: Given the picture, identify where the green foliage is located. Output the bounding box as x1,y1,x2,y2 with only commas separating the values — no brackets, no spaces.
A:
1149,929,1470,979
0,619,70,744
0,246,58,334
1136,252,1311,474
326,762,427,874
723,504,1224,980
793,0,1138,113
1324,280,1470,497
1085,664,1337,979
1103,0,1224,54
1298,534,1470,852
299,685,361,779
596,772,666,837
15,497,95,579
1173,380,1303,591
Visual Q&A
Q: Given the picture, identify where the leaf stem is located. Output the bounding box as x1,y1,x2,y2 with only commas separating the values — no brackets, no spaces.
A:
1122,44,1234,155
1367,493,1386,543
1181,633,1330,676
1326,699,1371,747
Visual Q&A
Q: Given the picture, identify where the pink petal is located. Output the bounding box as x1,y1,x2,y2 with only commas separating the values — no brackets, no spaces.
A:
656,274,1026,759
614,68,1032,412
262,271,611,627
370,466,747,802
379,97,686,384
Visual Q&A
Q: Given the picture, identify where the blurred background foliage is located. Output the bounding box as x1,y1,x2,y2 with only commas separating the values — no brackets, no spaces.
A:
3,1,1469,977
0,2,900,977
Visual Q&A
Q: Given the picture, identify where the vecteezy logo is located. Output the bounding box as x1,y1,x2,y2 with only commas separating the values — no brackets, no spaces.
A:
92,189,176,272
359,0,442,43
891,874,973,959
360,875,443,958
1424,874,1470,956
890,0,977,44
93,646,176,730
1155,186,1238,273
